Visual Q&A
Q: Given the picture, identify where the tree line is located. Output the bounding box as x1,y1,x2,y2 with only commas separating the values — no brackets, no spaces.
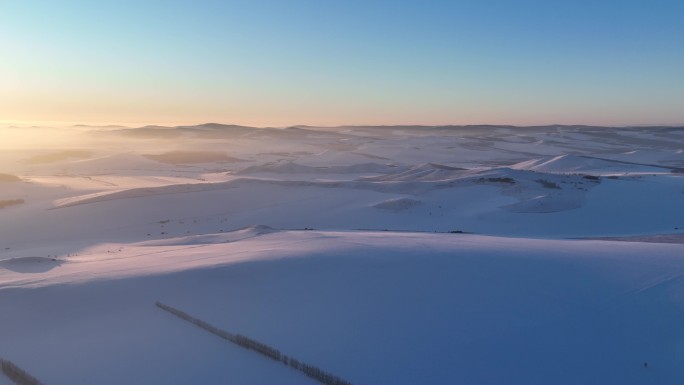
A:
155,301,354,385
0,358,45,385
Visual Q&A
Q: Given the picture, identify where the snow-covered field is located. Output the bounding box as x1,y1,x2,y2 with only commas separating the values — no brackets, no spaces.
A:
1,124,684,384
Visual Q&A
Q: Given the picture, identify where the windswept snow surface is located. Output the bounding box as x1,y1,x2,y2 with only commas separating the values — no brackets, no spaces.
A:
1,230,684,385
2,124,684,384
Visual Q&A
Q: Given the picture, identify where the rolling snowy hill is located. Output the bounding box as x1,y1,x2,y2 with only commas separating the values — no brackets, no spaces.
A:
1,124,683,384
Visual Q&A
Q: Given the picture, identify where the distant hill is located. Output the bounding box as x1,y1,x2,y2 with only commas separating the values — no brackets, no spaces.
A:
0,173,21,182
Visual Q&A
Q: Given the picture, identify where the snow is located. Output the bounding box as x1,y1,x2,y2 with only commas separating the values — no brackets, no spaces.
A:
2,124,684,384
510,154,670,174
1,230,684,385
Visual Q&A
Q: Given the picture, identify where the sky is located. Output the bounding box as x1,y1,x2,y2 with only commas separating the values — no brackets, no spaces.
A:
1,0,683,127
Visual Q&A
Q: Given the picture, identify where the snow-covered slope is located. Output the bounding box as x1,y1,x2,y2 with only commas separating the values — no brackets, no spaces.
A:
2,124,684,385
512,154,676,174
1,230,684,385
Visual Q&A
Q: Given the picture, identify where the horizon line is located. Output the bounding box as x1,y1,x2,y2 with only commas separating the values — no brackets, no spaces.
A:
2,120,684,130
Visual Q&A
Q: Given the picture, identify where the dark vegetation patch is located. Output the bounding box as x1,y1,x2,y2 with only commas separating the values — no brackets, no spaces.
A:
477,177,516,184
535,179,561,189
1,358,45,385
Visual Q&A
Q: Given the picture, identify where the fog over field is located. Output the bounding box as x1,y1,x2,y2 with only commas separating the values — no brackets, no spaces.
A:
1,124,684,385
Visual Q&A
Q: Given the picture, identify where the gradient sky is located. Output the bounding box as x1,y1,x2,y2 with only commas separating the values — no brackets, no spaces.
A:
1,0,683,127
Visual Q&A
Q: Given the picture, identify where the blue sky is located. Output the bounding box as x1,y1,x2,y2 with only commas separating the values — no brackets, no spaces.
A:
1,0,683,126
